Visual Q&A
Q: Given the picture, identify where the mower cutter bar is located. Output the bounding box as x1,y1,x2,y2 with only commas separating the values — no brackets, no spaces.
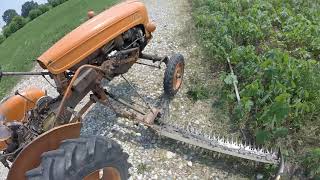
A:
152,124,280,164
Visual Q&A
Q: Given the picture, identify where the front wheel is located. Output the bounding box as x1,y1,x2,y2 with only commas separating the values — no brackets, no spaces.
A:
26,136,131,180
163,53,185,97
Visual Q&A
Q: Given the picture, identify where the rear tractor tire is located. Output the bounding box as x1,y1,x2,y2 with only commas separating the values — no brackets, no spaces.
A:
163,53,185,97
26,136,131,180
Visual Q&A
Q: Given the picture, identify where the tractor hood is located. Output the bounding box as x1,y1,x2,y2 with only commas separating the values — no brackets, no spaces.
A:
38,0,153,74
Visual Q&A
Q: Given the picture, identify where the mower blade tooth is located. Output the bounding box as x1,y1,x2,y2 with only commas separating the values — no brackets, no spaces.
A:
257,146,262,152
265,148,269,154
259,148,269,154
213,152,217,158
240,142,245,148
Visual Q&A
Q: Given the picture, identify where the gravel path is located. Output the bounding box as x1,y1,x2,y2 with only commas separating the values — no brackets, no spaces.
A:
0,0,252,179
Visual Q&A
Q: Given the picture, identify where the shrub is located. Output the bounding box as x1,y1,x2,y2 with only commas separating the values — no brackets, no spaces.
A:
303,148,320,178
192,0,320,176
3,16,26,37
38,4,51,14
0,34,5,44
28,8,42,20
192,0,320,141
2,26,11,38
48,0,68,7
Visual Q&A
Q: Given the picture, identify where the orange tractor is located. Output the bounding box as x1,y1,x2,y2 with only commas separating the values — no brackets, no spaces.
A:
0,0,284,179
0,1,184,179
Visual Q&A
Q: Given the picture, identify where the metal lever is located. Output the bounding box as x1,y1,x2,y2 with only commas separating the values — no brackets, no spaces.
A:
0,71,51,80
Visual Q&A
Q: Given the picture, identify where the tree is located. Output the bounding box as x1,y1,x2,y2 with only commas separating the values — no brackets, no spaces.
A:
2,9,18,25
21,1,38,18
29,8,42,20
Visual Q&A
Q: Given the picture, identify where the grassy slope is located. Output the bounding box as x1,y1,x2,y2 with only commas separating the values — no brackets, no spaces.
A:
0,0,118,98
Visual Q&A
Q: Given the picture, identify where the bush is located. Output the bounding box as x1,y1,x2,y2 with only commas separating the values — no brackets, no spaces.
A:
28,8,42,20
2,26,11,38
303,148,320,178
38,4,51,14
3,16,26,37
0,34,5,44
192,0,320,139
48,0,68,7
192,0,320,176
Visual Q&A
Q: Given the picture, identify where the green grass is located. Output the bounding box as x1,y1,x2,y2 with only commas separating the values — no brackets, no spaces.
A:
0,0,118,98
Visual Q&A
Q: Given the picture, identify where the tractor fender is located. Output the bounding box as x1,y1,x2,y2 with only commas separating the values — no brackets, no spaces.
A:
0,87,45,122
7,122,82,180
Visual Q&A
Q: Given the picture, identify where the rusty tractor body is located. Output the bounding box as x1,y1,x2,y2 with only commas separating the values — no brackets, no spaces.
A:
0,1,183,179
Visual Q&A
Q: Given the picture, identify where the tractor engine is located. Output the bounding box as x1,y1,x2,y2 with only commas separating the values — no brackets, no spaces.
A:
0,90,56,164
3,122,36,160
70,27,146,78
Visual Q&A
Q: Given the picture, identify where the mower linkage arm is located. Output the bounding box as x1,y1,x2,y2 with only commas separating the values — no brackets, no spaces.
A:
138,53,168,69
0,71,51,79
139,53,168,63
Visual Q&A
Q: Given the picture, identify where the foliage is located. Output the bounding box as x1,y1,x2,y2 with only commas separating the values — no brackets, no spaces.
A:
29,8,43,20
187,75,214,101
2,9,18,25
0,0,118,98
2,16,27,37
38,4,51,14
0,35,5,44
48,0,68,7
303,148,320,178
21,1,39,18
187,85,211,101
192,0,320,176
